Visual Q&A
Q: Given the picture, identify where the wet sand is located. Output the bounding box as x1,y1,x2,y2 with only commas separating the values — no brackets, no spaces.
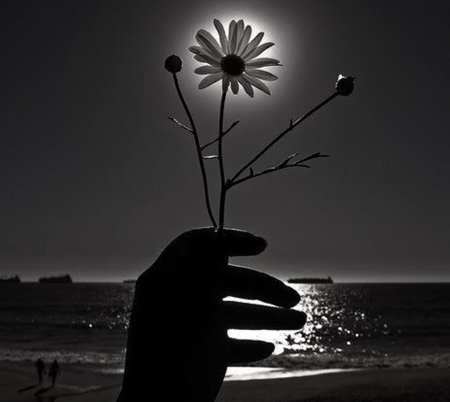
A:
1,362,449,402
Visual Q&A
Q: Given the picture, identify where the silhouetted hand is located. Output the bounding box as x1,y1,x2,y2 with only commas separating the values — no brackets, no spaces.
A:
117,228,306,402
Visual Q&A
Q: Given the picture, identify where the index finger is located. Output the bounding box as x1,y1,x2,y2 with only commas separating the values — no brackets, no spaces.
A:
213,228,267,257
174,227,268,257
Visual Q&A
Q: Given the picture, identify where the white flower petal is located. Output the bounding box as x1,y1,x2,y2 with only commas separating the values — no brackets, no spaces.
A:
199,73,224,89
238,75,254,98
196,29,224,59
246,69,278,81
214,19,229,54
244,42,274,61
188,46,203,55
231,77,239,94
236,25,252,56
190,46,220,62
194,54,221,67
228,20,238,54
189,19,280,95
245,57,282,68
241,32,264,60
235,20,245,51
195,66,222,75
193,42,220,60
222,75,230,92
243,73,272,95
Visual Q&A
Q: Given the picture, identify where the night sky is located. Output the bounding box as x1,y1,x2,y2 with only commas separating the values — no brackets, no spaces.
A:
2,1,450,282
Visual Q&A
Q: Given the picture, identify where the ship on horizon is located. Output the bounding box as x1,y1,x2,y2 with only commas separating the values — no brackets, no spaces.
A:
38,274,73,284
0,275,21,283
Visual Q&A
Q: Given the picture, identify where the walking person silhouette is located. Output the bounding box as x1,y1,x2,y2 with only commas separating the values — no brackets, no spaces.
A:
48,359,60,387
34,358,46,384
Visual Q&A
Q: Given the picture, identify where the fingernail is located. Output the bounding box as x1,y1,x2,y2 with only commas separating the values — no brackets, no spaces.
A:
262,342,275,356
255,236,268,252
285,287,301,307
296,311,307,328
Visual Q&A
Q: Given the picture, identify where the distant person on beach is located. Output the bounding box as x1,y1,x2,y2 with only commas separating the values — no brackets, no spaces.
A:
48,359,60,386
34,358,46,383
117,228,306,402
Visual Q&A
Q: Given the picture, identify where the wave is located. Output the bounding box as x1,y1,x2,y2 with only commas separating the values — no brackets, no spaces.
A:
247,351,450,370
1,347,449,373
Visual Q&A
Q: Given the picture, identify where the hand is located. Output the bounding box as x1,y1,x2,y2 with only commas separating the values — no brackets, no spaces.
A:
118,228,306,402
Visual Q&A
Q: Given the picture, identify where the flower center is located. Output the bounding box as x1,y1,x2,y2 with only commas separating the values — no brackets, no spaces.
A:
221,54,245,76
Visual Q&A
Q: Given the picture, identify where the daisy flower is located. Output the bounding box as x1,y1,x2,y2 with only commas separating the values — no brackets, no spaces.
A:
188,19,282,97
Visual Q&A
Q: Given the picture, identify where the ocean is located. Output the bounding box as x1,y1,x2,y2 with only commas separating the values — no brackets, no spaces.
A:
0,283,449,374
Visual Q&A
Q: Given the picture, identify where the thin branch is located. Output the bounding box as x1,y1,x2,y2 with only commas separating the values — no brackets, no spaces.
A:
229,165,309,187
228,152,329,188
293,152,329,165
200,120,240,151
167,117,193,133
224,120,241,135
275,152,299,169
171,73,217,228
229,92,339,184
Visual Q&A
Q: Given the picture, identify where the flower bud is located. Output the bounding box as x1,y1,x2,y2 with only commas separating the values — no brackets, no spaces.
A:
335,74,355,96
165,55,183,74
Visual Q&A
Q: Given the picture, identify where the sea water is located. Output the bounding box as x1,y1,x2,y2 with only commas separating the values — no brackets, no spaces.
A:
0,283,449,373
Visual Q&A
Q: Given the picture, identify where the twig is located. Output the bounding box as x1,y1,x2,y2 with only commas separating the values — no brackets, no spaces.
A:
200,120,240,151
229,92,339,184
228,152,329,188
294,152,329,165
171,73,217,228
224,120,241,135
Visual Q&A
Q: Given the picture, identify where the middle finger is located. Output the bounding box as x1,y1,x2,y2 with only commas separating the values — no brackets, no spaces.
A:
222,301,307,330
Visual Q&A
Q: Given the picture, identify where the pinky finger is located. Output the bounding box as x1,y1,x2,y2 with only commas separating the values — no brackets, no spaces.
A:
228,338,275,365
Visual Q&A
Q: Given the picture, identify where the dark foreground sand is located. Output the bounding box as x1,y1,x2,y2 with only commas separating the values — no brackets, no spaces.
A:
1,362,449,402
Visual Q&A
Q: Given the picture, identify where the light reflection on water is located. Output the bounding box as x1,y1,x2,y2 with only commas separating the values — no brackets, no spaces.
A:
1,283,450,369
229,283,387,357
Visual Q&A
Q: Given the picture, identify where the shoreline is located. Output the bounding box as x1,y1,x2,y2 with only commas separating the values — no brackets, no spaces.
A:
1,362,449,402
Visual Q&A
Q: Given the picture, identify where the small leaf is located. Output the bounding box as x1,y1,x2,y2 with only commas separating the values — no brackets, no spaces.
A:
167,116,181,124
167,116,192,133
249,167,254,176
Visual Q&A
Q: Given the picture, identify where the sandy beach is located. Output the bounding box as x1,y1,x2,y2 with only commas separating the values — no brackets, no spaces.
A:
2,362,449,402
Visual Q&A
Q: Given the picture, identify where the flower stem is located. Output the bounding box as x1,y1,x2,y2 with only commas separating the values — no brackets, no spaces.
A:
229,91,339,184
218,89,228,231
172,73,217,228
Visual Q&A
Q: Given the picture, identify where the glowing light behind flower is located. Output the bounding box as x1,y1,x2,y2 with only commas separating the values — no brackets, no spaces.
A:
180,11,290,103
189,18,282,97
